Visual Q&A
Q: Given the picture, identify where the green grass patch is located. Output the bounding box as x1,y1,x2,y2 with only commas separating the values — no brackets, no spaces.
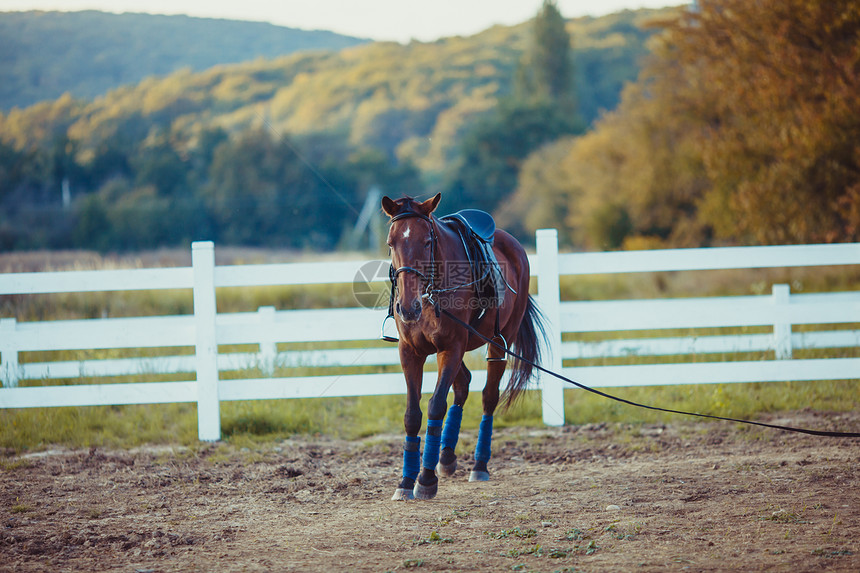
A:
485,527,538,539
0,389,535,452
1,378,856,452
562,379,859,425
0,403,200,452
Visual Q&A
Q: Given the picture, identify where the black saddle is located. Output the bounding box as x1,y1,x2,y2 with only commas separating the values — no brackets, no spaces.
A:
441,209,496,244
439,210,506,310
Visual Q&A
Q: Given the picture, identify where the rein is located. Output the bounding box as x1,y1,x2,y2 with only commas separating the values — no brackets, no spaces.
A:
439,307,860,439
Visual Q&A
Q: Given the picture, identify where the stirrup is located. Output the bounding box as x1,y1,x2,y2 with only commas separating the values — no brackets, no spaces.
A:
381,315,399,343
486,333,507,362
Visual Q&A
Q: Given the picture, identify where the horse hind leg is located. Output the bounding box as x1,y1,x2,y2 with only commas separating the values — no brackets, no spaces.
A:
469,415,493,482
436,408,460,477
437,364,471,478
470,345,505,482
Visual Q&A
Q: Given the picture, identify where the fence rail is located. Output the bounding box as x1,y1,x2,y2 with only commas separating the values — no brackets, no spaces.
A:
1,234,858,440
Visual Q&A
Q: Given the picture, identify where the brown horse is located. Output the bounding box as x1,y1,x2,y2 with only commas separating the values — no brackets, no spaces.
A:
382,193,546,500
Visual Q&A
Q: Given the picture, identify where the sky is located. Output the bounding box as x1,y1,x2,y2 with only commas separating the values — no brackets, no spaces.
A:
0,0,680,43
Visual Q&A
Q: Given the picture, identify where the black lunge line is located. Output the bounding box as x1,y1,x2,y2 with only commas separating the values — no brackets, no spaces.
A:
440,308,860,439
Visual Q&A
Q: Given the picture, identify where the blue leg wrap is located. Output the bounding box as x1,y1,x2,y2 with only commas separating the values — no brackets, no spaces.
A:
402,436,420,480
441,405,463,451
474,414,494,463
422,419,443,470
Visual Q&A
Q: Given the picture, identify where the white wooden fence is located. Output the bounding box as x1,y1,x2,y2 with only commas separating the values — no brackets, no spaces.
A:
1,234,858,440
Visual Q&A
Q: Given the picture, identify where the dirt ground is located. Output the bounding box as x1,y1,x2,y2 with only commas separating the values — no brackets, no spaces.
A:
1,410,858,573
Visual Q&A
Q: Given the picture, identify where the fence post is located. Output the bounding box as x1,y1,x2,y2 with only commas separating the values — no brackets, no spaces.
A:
192,241,221,441
0,318,19,388
535,229,565,426
258,306,277,376
772,283,792,360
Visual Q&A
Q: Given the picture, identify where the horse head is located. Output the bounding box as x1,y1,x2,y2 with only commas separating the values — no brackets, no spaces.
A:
382,193,441,323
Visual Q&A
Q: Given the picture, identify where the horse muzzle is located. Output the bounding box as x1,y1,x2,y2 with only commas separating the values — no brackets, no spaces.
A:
396,298,423,323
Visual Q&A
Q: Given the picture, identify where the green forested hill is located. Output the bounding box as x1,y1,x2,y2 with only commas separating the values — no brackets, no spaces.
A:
0,7,675,252
0,8,670,173
0,10,369,110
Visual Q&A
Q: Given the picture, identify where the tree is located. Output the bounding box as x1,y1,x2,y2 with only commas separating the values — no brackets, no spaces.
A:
515,0,576,111
653,0,860,243
72,193,112,251
447,99,583,212
560,80,710,249
494,137,578,244
524,0,860,249
204,129,357,248
132,136,188,197
448,1,583,213
0,141,24,203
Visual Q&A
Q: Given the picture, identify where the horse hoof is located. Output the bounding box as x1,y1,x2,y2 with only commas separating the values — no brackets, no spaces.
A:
391,488,414,501
469,470,490,482
436,459,457,478
413,480,438,500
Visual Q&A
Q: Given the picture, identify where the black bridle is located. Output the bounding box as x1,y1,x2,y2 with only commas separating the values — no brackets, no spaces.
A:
387,210,441,317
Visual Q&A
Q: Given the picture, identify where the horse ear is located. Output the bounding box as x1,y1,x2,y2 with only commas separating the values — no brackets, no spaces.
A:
421,193,441,215
381,195,399,218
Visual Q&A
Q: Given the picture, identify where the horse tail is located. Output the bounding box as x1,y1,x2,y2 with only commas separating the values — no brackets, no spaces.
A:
502,295,549,409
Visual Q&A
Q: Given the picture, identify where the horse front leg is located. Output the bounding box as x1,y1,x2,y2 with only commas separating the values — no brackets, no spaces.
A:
413,349,464,500
392,344,426,501
437,363,471,478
